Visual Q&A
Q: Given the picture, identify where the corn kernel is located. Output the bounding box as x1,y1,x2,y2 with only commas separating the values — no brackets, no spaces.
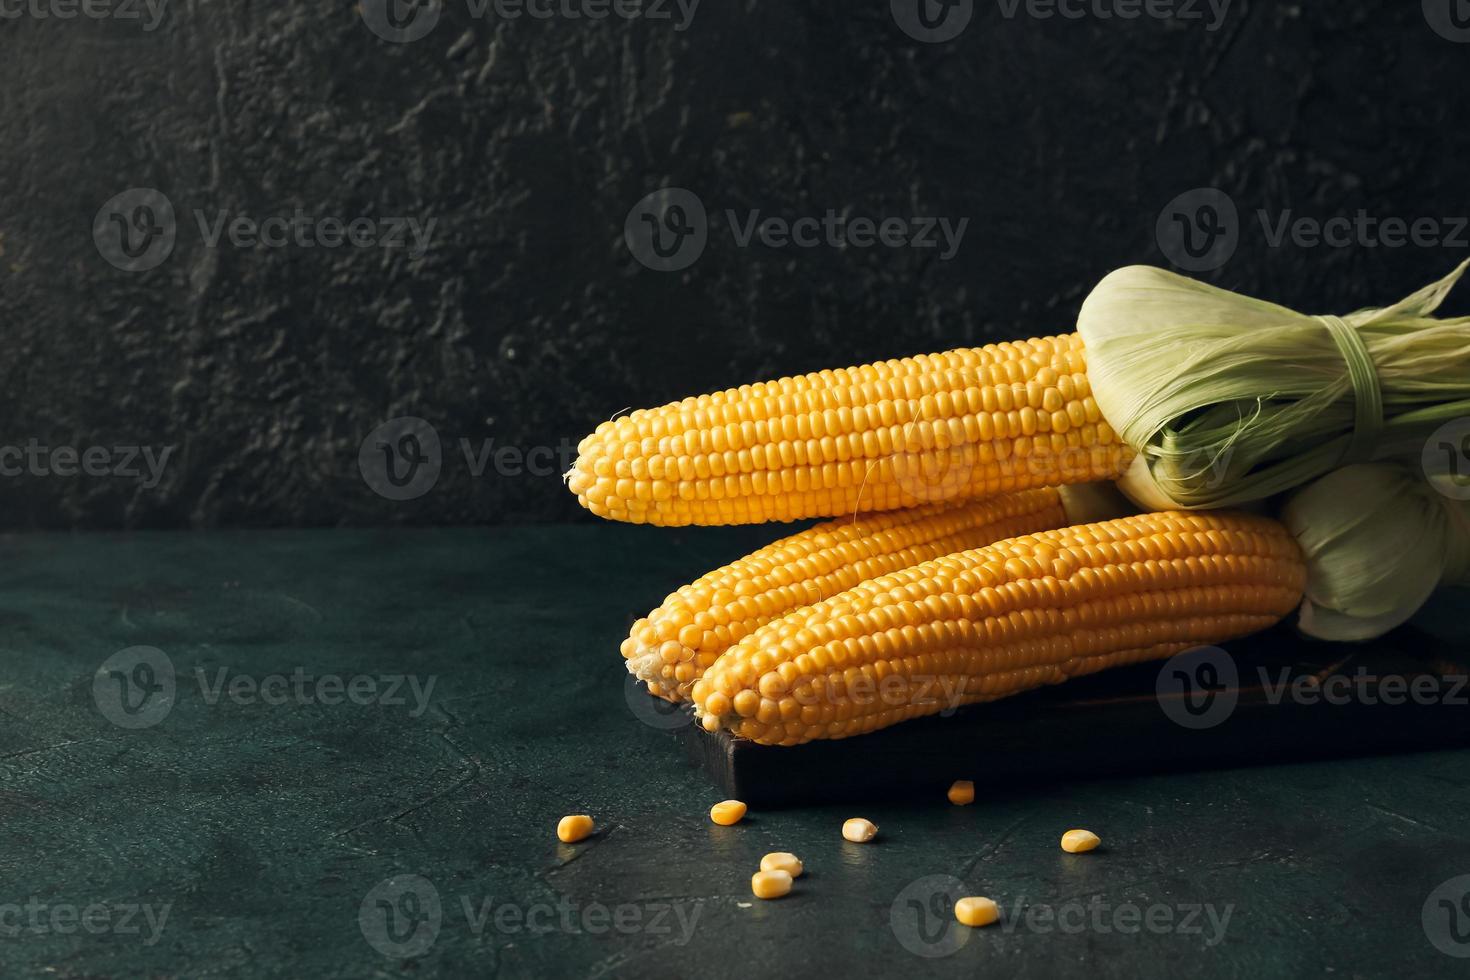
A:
751,869,793,899
954,896,999,927
710,800,748,826
947,780,975,806
556,814,594,843
842,817,878,843
760,852,803,877
1061,829,1100,853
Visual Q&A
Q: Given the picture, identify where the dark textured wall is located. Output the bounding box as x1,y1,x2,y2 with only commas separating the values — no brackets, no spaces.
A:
1,0,1467,528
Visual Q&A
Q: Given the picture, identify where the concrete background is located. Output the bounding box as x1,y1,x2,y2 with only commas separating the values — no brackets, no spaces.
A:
1,0,1467,527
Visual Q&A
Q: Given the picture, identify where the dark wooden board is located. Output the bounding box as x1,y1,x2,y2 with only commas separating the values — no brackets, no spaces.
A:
679,616,1470,807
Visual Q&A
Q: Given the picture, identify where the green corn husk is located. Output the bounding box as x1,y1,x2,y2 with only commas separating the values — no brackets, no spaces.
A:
1077,260,1470,510
1280,463,1470,641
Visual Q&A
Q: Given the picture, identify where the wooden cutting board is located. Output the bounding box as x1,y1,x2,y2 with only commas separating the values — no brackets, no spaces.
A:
678,593,1470,806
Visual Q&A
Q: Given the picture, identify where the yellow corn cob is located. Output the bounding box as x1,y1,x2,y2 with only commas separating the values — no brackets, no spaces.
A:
691,511,1304,746
568,334,1132,526
623,488,1071,702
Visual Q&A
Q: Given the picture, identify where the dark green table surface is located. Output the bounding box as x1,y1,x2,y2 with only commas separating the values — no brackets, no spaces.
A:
2,526,1469,979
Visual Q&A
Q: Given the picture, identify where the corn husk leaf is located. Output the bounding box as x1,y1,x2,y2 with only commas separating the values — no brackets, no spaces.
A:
1280,464,1470,641
1077,261,1470,509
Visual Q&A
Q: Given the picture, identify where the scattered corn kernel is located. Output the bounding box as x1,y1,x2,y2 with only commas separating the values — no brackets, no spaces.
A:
1061,829,1101,853
760,852,803,877
947,780,975,806
557,814,594,843
751,870,793,900
710,800,748,826
954,896,999,927
842,817,879,843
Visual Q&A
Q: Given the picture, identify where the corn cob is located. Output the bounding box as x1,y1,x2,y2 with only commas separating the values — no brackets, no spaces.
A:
624,488,1071,701
691,511,1304,746
568,334,1132,526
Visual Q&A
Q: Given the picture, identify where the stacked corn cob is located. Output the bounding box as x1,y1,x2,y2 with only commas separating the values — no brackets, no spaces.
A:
691,510,1303,745
567,335,1132,526
621,489,1071,702
573,335,1310,746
